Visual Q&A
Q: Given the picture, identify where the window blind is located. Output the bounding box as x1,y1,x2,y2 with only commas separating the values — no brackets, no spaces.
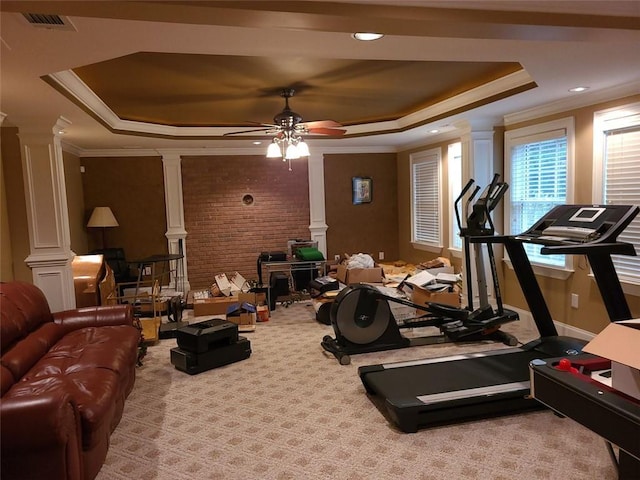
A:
510,136,567,266
604,127,640,280
413,155,440,245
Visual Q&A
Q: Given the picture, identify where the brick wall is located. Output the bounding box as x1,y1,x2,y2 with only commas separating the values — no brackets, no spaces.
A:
182,155,311,290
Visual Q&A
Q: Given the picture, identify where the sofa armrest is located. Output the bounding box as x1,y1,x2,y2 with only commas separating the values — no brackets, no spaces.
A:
1,393,84,480
1,393,81,450
53,304,134,331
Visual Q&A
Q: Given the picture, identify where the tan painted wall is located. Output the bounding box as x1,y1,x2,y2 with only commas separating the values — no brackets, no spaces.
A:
80,156,168,261
1,127,31,282
0,147,13,281
324,152,399,263
63,152,88,255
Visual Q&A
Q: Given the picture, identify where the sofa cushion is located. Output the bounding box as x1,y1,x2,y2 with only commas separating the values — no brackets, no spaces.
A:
0,282,53,351
13,325,140,449
1,323,65,384
27,326,139,379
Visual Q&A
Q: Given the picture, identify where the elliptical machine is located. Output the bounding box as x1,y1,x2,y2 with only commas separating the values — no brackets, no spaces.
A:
320,175,517,365
426,173,519,342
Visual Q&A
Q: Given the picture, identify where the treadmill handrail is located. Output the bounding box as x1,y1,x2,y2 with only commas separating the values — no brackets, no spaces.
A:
541,242,637,256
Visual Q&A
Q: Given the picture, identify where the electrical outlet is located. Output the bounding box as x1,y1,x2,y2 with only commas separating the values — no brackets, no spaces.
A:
144,266,151,276
379,251,385,260
334,254,341,261
571,293,579,309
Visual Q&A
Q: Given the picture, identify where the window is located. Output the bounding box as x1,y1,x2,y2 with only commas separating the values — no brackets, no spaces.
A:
504,118,574,270
448,142,462,251
593,102,640,287
411,148,442,251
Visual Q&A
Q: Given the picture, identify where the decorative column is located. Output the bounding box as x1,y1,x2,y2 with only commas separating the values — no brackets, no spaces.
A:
161,152,190,293
307,151,328,257
458,122,497,308
19,117,76,312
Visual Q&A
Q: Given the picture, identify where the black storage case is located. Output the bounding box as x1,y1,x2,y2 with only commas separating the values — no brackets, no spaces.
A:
176,319,238,354
270,272,290,298
170,337,251,375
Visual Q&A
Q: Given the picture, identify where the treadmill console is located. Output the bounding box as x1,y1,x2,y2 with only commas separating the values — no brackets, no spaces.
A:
515,204,639,246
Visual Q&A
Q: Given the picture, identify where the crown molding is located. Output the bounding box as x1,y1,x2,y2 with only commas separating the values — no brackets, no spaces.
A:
48,68,534,140
504,81,640,126
72,144,397,158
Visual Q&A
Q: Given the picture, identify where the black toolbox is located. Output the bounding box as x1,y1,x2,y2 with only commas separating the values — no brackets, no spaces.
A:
176,318,238,354
170,337,251,375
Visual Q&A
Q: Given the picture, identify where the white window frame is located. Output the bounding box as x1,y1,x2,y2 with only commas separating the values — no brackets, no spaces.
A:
504,117,575,279
410,148,443,253
593,101,640,296
447,142,463,256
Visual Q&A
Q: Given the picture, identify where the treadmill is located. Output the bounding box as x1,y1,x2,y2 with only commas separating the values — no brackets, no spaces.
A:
358,204,639,433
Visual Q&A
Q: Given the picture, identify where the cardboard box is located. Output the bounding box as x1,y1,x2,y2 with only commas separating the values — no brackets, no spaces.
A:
583,319,640,400
226,302,257,332
336,264,384,285
193,296,238,316
375,286,416,324
238,291,267,307
410,284,460,313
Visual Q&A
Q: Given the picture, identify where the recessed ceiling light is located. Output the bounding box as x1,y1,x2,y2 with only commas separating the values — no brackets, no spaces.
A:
252,141,262,145
429,129,439,134
569,86,589,93
352,32,384,41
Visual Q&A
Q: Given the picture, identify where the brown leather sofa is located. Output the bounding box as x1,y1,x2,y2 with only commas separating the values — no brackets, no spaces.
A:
0,281,140,480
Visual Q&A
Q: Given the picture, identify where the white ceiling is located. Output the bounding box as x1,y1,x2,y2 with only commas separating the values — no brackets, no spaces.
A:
1,1,639,156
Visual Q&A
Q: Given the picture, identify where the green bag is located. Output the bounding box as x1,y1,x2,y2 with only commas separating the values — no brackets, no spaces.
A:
296,247,324,261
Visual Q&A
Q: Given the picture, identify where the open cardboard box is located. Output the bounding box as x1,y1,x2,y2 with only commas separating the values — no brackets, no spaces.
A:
583,318,640,400
336,264,385,284
193,295,238,316
410,284,461,313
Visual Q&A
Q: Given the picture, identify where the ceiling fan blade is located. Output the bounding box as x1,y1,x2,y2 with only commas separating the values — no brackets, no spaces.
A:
223,127,274,136
307,127,346,136
301,120,343,129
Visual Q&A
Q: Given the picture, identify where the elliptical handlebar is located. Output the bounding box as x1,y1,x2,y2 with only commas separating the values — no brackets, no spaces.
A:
465,174,509,237
454,178,479,231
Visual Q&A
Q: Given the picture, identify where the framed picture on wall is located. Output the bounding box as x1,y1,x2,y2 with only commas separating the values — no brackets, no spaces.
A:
352,177,372,204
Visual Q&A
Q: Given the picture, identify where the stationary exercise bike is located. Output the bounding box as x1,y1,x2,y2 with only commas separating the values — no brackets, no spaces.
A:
321,175,517,365
425,174,519,342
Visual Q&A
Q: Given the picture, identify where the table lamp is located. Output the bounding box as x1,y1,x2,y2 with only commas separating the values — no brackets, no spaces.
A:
87,206,119,249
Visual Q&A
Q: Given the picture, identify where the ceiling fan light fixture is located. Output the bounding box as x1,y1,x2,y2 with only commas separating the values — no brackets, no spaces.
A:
297,140,310,157
266,141,282,158
285,143,300,160
352,32,384,41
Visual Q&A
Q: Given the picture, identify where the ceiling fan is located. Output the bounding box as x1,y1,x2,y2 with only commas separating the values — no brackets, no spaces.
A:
223,88,346,138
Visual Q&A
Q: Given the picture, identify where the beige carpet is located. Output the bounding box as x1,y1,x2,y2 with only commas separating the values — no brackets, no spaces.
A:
97,301,616,480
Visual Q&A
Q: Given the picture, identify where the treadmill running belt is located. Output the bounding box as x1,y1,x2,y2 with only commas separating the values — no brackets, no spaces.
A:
359,348,549,432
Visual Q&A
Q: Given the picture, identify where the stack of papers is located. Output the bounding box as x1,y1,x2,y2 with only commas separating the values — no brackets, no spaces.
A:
404,269,459,292
406,270,458,286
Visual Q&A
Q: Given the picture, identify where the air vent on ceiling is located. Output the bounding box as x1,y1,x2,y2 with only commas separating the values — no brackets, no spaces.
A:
21,13,76,31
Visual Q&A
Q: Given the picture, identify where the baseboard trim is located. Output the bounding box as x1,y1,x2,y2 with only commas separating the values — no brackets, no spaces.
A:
504,304,595,341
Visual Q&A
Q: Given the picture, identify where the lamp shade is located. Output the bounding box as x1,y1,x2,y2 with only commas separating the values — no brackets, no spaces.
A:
87,207,119,228
297,140,310,157
266,142,282,158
